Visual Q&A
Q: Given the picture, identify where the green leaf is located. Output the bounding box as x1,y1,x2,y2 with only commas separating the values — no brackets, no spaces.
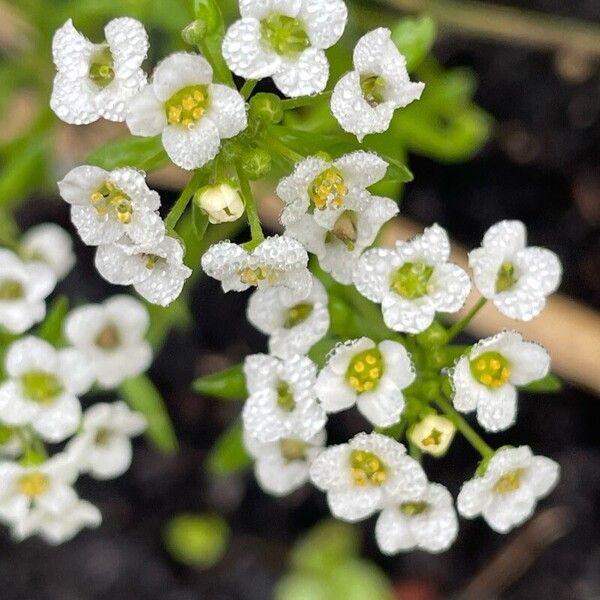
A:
275,574,330,600
391,16,437,72
206,420,251,475
519,373,563,393
120,374,178,454
192,200,210,240
86,135,169,172
37,295,69,345
193,364,247,399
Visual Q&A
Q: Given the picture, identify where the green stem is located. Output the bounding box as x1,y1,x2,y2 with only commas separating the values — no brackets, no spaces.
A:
263,133,304,164
241,79,257,99
446,297,487,342
235,161,264,247
281,90,332,111
164,169,206,231
197,39,233,86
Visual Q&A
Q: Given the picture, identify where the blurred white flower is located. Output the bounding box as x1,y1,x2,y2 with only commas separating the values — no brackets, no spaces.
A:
51,18,148,124
64,295,152,389
469,220,562,321
222,0,348,97
457,445,559,533
126,52,247,170
196,183,245,224
408,414,456,457
22,223,76,280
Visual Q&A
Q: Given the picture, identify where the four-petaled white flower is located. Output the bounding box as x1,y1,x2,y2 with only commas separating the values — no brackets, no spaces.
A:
242,353,327,443
354,224,470,333
375,482,458,554
244,427,326,497
95,236,192,307
451,331,550,432
22,223,76,281
247,275,329,359
331,28,424,141
309,432,427,522
58,165,164,247
202,236,312,301
457,445,559,533
0,249,56,334
0,337,94,442
222,0,348,97
316,337,414,428
64,295,153,389
469,220,562,321
67,401,146,480
51,18,148,124
126,52,247,170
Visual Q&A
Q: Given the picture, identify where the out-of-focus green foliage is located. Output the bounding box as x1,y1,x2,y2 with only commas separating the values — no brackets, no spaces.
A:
205,419,251,475
193,364,247,399
37,295,69,345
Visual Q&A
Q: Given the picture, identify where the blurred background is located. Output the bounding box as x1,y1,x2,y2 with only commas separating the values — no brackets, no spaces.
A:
0,0,599,598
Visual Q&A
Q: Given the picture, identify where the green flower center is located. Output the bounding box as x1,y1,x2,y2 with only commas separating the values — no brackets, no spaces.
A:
309,167,347,210
390,262,434,299
495,261,518,293
21,371,63,405
95,324,121,350
350,449,387,487
284,303,314,329
18,472,49,497
493,468,524,494
261,14,310,57
165,84,209,128
90,180,133,224
326,210,359,251
470,351,511,388
360,74,386,107
89,46,115,88
279,439,308,462
141,253,161,270
0,279,24,300
400,501,429,516
95,428,111,446
346,348,384,393
276,380,295,412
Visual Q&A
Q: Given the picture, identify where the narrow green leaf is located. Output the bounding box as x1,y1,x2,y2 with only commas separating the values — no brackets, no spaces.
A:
86,135,169,172
120,374,178,453
192,200,210,240
391,16,437,72
519,373,563,393
206,420,251,475
193,364,247,400
37,295,69,345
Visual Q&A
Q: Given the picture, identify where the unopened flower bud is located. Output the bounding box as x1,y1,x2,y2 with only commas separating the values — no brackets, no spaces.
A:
195,183,245,224
241,148,272,180
408,414,456,457
249,93,283,124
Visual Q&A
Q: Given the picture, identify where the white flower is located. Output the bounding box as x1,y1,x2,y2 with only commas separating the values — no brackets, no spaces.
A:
0,337,94,443
309,432,427,522
244,427,326,497
126,52,247,170
0,249,56,334
242,353,326,443
95,236,192,307
21,223,76,280
247,275,329,359
315,337,414,428
375,482,458,554
354,224,471,333
408,414,456,457
67,401,146,480
451,331,550,432
58,165,164,247
331,28,424,141
64,295,152,389
457,445,559,533
50,18,148,124
469,220,562,321
222,0,348,97
196,183,245,224
202,235,312,301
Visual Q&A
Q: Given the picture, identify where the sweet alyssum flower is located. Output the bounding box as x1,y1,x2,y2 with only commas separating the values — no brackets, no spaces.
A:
126,52,247,170
316,337,415,428
331,28,425,141
0,337,94,442
21,223,76,280
67,401,146,480
242,353,327,444
309,432,427,522
202,236,312,301
51,18,148,125
58,165,164,247
222,0,348,97
469,220,562,321
244,427,326,497
0,249,56,334
451,331,550,432
375,482,458,554
64,295,153,389
354,224,471,333
247,275,329,359
408,414,456,457
457,445,559,533
195,183,245,224
95,236,192,307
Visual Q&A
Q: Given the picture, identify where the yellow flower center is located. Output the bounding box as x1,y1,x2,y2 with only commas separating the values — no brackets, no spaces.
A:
309,167,348,211
90,180,134,224
95,323,121,350
18,472,49,497
470,351,511,388
260,14,310,57
346,348,384,393
400,501,429,516
326,210,358,251
350,449,387,487
21,371,63,405
495,261,518,293
390,262,434,299
421,428,443,447
0,279,24,300
95,428,111,446
279,439,308,462
493,468,524,494
239,266,279,286
165,84,209,128
276,380,295,412
360,74,386,107
284,303,314,329
89,46,115,88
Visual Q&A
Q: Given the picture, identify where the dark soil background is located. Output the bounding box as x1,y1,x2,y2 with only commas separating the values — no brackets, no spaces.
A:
2,0,600,598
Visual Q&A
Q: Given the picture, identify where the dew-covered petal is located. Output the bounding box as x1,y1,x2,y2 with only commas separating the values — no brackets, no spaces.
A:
476,384,518,432
272,48,329,97
206,84,248,139
104,17,149,79
162,118,221,171
152,52,213,102
50,72,99,125
126,85,168,136
299,0,347,49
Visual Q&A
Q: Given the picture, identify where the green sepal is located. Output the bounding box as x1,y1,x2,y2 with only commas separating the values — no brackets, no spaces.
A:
86,135,169,172
391,16,437,72
192,200,210,240
193,0,225,37
206,420,252,475
193,364,247,400
519,373,563,393
37,295,69,346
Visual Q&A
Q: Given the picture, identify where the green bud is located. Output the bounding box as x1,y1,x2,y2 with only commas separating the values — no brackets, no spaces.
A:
193,364,247,400
415,321,448,348
182,19,208,46
241,148,272,180
220,139,243,163
249,93,284,124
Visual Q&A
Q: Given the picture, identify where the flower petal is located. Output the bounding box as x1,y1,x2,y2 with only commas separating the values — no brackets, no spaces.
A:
206,84,248,139
272,48,329,97
476,385,518,432
52,19,94,77
152,52,213,102
126,85,168,136
50,72,99,125
104,17,149,79
162,119,221,170
299,0,347,49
